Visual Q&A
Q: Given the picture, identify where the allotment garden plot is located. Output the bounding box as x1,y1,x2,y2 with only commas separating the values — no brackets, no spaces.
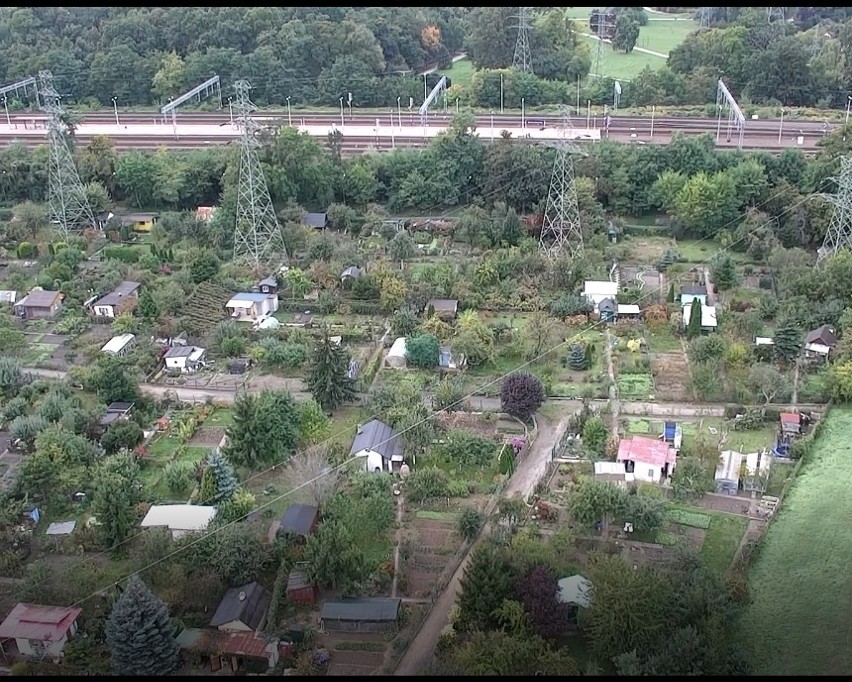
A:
400,508,462,598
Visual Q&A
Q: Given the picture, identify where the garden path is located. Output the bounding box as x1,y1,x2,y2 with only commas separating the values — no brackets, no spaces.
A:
395,409,569,676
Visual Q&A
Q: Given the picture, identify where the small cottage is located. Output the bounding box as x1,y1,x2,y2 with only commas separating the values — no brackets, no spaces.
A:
119,212,158,232
91,280,141,318
277,503,319,542
0,603,82,661
597,297,616,323
320,598,402,633
286,571,318,605
349,419,404,473
14,289,62,319
616,435,678,484
803,324,836,360
140,504,217,539
681,302,717,332
341,266,362,283
164,345,207,373
301,212,327,229
209,582,272,632
225,293,279,322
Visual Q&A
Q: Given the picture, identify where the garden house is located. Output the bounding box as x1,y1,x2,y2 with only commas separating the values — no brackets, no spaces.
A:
582,280,619,312
616,435,678,484
680,284,707,307
276,503,319,542
597,297,616,323
715,450,744,495
349,419,404,473
209,582,272,632
140,504,217,539
320,597,402,633
286,571,318,605
0,603,82,661
176,628,279,673
101,333,136,356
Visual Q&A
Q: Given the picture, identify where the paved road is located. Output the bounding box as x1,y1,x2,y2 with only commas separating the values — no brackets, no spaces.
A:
395,408,574,676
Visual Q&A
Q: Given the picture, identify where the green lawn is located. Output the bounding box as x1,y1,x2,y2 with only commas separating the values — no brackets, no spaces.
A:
564,8,699,81
764,460,794,498
205,408,234,428
445,57,475,89
416,510,461,522
643,326,682,353
737,408,852,675
22,343,55,366
699,513,748,576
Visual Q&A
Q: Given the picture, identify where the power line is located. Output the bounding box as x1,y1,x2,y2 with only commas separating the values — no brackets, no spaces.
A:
818,155,852,263
233,79,286,269
37,70,94,238
539,109,585,259
57,179,824,611
511,7,534,75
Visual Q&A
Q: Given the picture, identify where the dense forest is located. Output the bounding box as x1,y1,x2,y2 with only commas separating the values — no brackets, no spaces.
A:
2,7,852,111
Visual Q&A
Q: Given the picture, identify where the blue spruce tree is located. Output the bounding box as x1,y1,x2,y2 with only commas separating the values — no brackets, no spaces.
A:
105,575,180,676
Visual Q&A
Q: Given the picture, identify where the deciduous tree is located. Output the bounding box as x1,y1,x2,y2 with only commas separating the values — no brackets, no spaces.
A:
513,565,573,637
500,372,545,422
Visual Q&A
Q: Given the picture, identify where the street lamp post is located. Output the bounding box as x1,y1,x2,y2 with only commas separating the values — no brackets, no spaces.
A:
490,110,494,140
111,97,120,126
587,100,591,128
2,97,9,126
521,97,525,129
650,105,656,139
846,96,852,124
339,97,344,127
500,72,504,114
397,96,402,128
227,97,233,125
778,108,785,144
286,96,292,127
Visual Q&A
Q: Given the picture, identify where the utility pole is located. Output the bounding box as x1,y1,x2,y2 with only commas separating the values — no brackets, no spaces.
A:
818,156,852,264
539,108,586,259
511,7,534,74
232,80,286,269
500,73,504,114
37,70,94,238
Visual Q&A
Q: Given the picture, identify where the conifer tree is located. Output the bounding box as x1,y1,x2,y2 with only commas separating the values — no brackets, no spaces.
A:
137,287,158,320
305,329,357,411
105,575,180,676
666,282,675,303
568,344,588,370
686,298,702,340
206,448,238,502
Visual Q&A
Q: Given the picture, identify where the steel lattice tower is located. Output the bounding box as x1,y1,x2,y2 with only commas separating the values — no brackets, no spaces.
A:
818,156,852,264
233,80,285,267
37,70,94,238
512,7,534,74
539,110,587,259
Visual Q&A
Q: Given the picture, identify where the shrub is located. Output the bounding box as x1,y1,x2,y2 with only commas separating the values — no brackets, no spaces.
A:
406,468,450,502
458,507,482,541
432,430,498,467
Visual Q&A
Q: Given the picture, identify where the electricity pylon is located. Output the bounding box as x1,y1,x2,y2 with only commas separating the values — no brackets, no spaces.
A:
818,156,852,264
539,109,587,259
232,79,285,268
511,7,534,74
37,70,94,238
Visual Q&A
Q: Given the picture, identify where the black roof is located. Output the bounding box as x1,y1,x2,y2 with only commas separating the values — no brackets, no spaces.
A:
279,503,319,536
680,284,707,295
598,297,616,311
106,402,134,413
321,597,401,622
209,581,271,630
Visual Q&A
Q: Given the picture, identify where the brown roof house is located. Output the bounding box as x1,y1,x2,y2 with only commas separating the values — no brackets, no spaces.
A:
209,582,272,632
14,289,62,319
425,298,459,320
0,603,82,661
803,324,837,360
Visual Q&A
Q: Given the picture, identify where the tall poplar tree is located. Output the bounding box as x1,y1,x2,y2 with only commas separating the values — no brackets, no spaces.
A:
305,329,357,411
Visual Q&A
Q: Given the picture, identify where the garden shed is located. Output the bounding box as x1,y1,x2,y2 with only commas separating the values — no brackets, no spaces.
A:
715,450,743,495
286,571,318,605
277,503,319,542
320,597,402,633
385,336,407,369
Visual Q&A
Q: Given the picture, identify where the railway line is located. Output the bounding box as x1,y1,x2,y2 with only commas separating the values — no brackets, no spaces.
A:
0,112,829,153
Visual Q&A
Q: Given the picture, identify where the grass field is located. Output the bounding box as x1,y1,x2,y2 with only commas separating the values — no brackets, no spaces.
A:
445,57,475,89
564,7,700,81
737,408,852,675
700,513,748,576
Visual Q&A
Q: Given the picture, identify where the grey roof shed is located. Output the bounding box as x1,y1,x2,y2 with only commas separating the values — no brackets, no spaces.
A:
302,212,327,228
279,503,319,537
209,581,272,630
349,419,403,461
321,597,401,623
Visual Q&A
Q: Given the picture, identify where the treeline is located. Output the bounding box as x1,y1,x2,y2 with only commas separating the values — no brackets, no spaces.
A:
0,118,844,255
0,7,468,109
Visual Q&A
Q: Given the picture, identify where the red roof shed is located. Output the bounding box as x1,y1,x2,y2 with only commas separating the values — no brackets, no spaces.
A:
0,603,82,642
